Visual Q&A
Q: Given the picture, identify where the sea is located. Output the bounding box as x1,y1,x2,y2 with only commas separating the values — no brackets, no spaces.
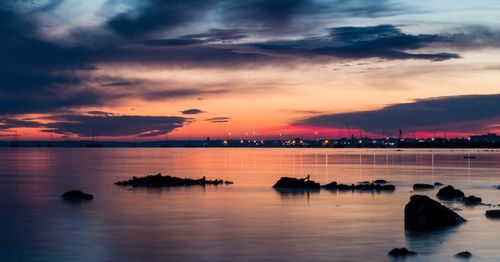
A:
1,148,499,261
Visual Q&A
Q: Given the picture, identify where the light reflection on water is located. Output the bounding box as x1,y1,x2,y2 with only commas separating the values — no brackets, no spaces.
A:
1,148,500,262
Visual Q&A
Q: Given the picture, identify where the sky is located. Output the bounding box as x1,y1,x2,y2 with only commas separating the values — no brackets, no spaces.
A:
1,0,500,141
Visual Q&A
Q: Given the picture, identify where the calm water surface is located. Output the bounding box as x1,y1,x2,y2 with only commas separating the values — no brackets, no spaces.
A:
1,148,500,262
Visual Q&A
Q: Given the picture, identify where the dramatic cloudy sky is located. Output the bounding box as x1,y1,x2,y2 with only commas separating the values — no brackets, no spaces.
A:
1,0,500,140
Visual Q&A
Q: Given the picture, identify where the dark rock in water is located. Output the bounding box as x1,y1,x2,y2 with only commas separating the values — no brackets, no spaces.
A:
405,195,466,230
373,179,388,184
322,181,338,190
388,247,417,257
434,182,444,186
485,210,500,219
454,251,472,259
496,185,500,190
273,177,320,189
61,190,93,201
380,184,396,191
322,182,395,191
115,173,232,187
460,195,482,205
436,185,465,200
224,180,234,185
413,183,435,190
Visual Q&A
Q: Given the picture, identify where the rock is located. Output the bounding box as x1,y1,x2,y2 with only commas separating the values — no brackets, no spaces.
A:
337,183,355,190
321,182,395,191
454,251,472,259
322,181,338,190
373,179,388,184
485,210,500,219
460,195,482,205
273,177,320,189
380,184,396,191
224,180,234,185
413,183,435,190
496,185,500,190
405,195,466,230
61,190,93,201
434,182,444,186
436,185,465,200
115,173,231,187
388,247,417,257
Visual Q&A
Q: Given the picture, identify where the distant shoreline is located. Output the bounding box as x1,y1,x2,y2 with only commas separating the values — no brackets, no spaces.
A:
1,138,499,149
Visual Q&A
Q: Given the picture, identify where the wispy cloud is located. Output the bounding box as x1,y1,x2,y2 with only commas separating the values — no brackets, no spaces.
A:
181,109,206,115
206,117,231,123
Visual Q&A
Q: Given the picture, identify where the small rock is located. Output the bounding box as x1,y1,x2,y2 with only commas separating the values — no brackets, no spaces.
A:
61,190,93,201
454,251,472,259
380,184,396,191
405,195,466,230
388,247,417,257
496,185,500,190
485,210,500,219
434,182,443,186
224,180,234,185
413,183,435,190
273,177,320,189
436,185,465,200
460,195,482,205
322,181,338,190
373,179,388,184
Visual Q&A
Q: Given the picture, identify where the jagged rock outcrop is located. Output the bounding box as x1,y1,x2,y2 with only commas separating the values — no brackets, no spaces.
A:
405,195,466,230
115,173,233,187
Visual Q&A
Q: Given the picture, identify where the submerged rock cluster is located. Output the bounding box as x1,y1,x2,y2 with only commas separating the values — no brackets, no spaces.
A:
322,181,395,191
272,177,396,192
115,173,233,187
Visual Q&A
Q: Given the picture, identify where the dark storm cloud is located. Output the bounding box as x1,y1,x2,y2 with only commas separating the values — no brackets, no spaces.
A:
250,25,460,61
220,0,400,33
42,113,190,137
107,0,217,39
107,0,397,38
296,94,500,134
206,117,230,123
181,109,205,115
